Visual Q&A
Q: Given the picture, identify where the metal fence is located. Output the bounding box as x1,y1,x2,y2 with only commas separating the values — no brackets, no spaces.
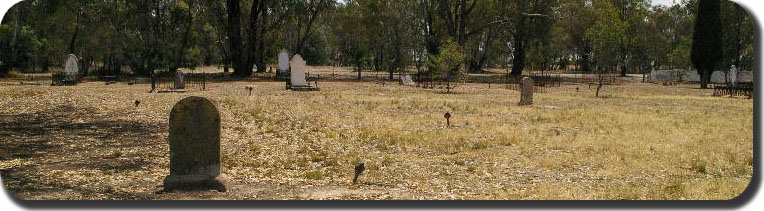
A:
51,72,81,86
713,82,753,97
152,72,207,92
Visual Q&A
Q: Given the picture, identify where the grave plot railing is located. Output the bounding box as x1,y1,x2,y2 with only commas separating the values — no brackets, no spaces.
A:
713,82,753,97
565,74,622,85
504,77,548,93
152,72,206,91
526,72,562,88
413,73,462,92
51,72,82,86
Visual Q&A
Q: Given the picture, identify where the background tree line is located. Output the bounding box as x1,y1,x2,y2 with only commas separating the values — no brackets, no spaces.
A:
0,0,754,79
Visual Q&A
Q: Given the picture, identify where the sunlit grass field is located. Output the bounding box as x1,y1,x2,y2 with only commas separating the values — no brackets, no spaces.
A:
0,76,753,200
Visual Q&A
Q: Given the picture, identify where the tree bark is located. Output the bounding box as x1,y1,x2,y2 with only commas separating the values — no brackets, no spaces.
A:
700,68,710,89
511,27,526,76
226,0,245,77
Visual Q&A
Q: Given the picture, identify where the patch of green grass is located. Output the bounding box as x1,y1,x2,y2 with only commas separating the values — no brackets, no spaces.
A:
691,159,709,174
303,170,324,180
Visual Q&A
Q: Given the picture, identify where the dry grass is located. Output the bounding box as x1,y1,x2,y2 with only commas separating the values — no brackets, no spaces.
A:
0,73,753,200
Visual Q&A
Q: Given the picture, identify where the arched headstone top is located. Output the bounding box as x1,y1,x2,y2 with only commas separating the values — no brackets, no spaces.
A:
291,54,305,65
169,96,220,129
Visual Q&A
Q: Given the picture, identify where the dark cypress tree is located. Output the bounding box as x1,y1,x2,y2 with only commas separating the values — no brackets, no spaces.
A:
691,0,723,89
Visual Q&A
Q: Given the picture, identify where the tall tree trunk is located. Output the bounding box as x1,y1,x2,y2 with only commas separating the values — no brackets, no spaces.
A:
511,27,526,76
256,13,267,73
69,9,82,54
700,67,710,89
171,2,196,74
226,0,245,77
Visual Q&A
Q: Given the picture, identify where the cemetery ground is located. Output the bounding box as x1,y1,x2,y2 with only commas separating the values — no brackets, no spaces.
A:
0,68,753,200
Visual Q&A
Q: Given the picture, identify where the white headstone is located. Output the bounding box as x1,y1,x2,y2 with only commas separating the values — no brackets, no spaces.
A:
730,65,738,84
278,49,290,74
401,74,416,86
64,54,79,82
290,55,308,86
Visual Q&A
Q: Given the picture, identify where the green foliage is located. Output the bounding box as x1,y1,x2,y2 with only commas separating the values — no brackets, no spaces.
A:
0,0,754,79
585,0,626,72
426,38,465,81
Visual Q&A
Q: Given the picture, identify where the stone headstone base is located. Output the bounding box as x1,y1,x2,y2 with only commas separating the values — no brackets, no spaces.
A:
157,89,188,93
163,173,228,192
288,85,320,91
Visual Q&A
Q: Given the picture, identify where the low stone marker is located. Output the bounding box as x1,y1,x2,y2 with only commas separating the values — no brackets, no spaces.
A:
519,77,533,106
163,96,227,192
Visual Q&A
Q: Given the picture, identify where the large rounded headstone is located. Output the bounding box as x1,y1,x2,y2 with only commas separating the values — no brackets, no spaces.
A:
519,77,533,106
163,96,227,192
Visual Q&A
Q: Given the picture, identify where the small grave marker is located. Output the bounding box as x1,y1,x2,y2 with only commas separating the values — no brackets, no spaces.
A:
353,161,365,185
245,85,255,96
444,112,452,127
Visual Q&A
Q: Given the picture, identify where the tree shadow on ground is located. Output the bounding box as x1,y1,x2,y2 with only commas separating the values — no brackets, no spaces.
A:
0,104,166,199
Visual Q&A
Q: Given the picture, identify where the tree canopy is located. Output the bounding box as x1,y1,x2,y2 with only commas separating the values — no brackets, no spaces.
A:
0,0,754,79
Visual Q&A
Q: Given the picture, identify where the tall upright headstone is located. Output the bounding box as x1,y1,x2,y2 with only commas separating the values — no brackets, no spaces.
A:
278,49,290,75
519,77,533,106
163,96,227,192
64,54,79,83
173,71,185,90
290,54,308,87
730,65,738,85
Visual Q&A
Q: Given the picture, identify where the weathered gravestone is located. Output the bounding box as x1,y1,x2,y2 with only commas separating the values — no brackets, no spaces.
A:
163,96,227,192
401,74,416,86
173,71,185,90
278,49,290,75
290,55,308,86
518,77,533,106
63,54,79,84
